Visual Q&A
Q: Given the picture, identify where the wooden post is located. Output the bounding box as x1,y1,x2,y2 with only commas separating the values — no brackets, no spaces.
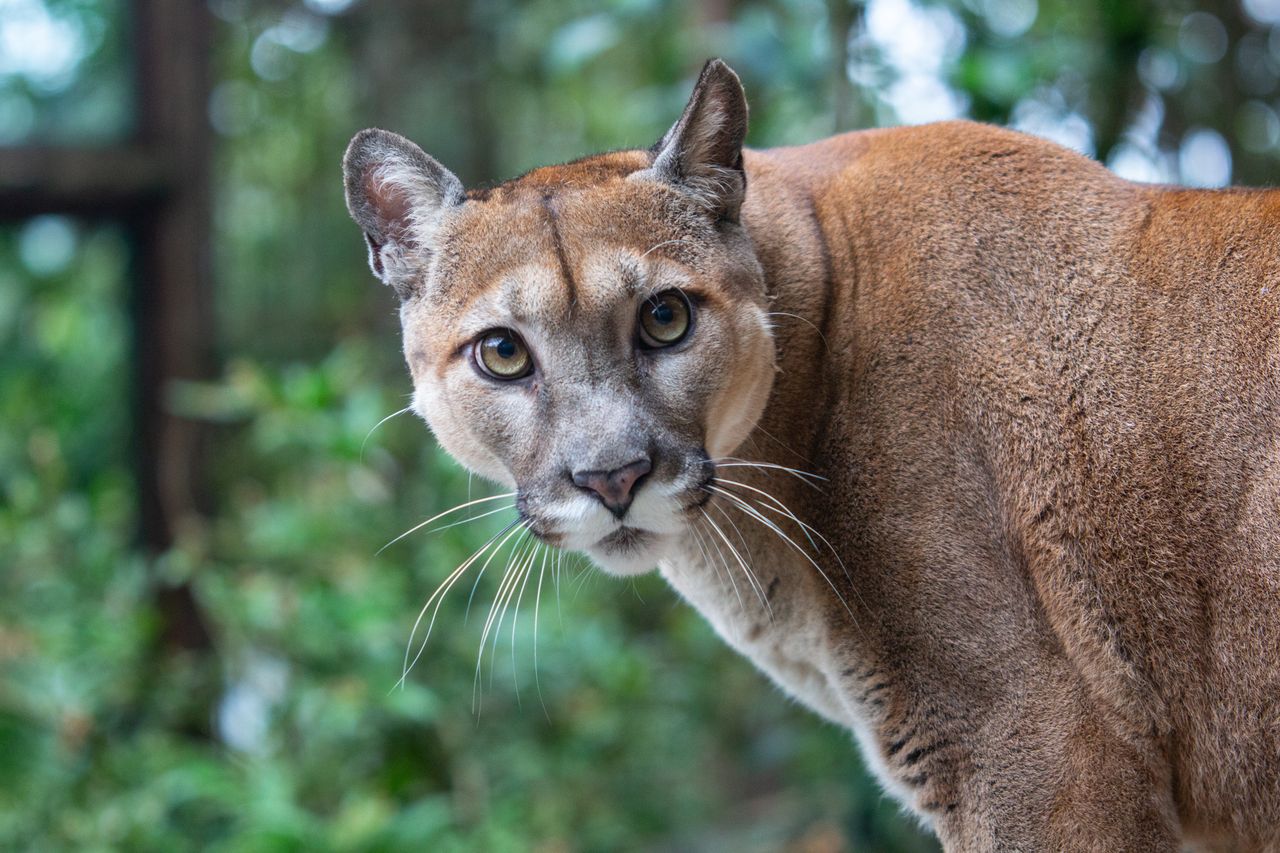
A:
129,0,216,556
0,3,218,658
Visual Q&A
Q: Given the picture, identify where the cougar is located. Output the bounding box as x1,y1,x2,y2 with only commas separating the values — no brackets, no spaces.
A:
342,59,1280,850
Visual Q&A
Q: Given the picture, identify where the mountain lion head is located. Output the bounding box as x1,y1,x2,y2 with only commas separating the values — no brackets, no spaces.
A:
342,61,775,575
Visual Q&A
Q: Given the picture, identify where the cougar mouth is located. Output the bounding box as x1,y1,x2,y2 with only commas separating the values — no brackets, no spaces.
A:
599,526,653,552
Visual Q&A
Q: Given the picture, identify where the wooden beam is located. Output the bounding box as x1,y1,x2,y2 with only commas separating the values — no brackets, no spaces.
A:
0,145,173,218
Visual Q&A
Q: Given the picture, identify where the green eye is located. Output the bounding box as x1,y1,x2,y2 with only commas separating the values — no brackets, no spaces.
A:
475,329,533,380
639,290,692,348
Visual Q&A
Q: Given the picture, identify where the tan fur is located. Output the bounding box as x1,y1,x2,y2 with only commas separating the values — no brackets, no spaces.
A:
344,63,1280,850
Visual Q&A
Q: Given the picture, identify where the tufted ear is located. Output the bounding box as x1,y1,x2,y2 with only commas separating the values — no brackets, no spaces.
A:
342,128,464,297
646,59,749,221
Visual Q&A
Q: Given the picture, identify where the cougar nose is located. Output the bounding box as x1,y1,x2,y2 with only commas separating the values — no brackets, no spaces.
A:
572,457,652,519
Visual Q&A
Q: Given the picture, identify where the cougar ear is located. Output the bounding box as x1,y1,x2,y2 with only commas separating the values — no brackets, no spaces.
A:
342,128,464,297
645,58,749,221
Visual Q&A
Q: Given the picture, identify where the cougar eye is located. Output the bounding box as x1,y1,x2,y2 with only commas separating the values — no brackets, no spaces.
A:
474,329,533,380
638,290,692,348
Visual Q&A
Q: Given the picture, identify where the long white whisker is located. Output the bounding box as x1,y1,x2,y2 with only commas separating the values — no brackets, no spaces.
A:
419,502,517,538
361,406,412,459
507,541,543,706
712,498,754,562
712,485,814,563
698,515,745,610
709,485,859,625
459,523,528,631
498,540,540,657
532,545,551,720
765,311,829,349
715,477,857,592
709,500,773,617
714,477,821,552
553,549,565,626
473,533,533,700
715,477,871,626
701,506,770,615
688,519,727,589
477,535,532,657
400,522,525,688
569,557,596,599
396,518,522,690
477,536,540,706
711,458,827,487
463,525,526,624
377,492,517,555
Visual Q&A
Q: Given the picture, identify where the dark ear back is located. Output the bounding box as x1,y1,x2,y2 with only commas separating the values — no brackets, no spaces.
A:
646,59,749,220
342,128,464,296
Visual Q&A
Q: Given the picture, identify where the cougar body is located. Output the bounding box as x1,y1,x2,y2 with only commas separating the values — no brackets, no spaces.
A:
343,61,1280,850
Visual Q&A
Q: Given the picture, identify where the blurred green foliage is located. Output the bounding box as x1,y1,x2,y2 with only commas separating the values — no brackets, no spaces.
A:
3,0,1280,849
0,0,132,143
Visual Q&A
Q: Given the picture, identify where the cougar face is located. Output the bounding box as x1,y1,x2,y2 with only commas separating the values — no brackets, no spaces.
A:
344,62,776,575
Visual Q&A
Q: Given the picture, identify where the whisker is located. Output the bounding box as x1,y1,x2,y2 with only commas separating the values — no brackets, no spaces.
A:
396,518,523,690
378,492,517,555
421,502,518,538
688,518,727,590
484,537,542,698
477,535,534,666
765,311,829,349
711,498,754,562
709,501,773,617
701,506,770,615
401,525,523,688
709,484,860,627
463,525,528,624
474,534,536,712
360,406,412,460
553,548,565,626
697,515,745,610
710,458,827,489
711,484,813,560
570,557,596,599
507,541,543,706
714,477,859,596
532,545,551,721
743,423,816,466
639,237,692,260
713,477,821,552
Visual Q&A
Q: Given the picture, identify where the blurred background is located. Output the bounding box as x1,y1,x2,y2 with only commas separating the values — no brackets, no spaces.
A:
1,0,1277,850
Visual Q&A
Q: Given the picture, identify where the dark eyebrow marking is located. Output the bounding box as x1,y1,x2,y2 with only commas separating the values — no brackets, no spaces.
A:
540,192,578,310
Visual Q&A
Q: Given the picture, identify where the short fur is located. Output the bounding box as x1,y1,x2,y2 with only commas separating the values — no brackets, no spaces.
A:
343,60,1280,850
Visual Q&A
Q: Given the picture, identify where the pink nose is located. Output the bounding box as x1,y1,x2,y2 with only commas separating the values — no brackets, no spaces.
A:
572,457,652,518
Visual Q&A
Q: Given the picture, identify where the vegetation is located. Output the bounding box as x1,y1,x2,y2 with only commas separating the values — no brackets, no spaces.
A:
3,0,1278,849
